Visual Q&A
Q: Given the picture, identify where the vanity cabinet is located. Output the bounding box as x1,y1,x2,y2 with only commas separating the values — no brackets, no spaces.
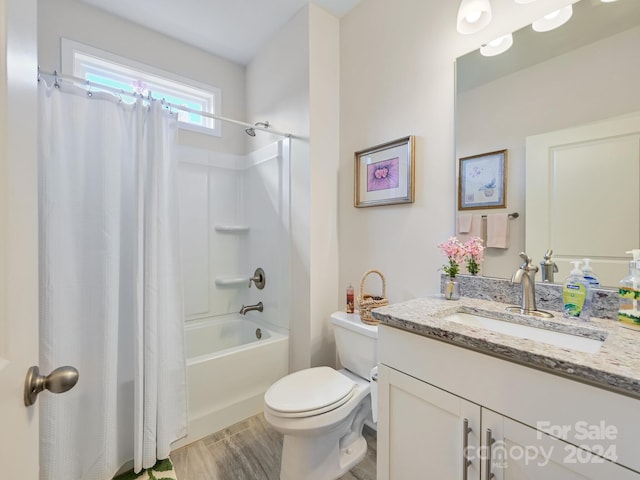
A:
483,409,634,479
377,365,481,479
377,325,640,479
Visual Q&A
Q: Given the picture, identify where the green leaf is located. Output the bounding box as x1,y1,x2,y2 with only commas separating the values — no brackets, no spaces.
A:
113,469,144,480
153,459,173,472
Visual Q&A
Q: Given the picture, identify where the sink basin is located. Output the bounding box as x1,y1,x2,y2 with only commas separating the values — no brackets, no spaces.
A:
443,311,605,354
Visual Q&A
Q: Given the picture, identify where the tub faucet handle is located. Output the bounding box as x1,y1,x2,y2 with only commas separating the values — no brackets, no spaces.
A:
249,267,266,289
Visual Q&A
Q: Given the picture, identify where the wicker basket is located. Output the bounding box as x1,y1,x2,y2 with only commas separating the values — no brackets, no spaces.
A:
357,269,388,325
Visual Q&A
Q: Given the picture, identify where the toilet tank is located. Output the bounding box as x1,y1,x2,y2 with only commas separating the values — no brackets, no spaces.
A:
330,311,378,379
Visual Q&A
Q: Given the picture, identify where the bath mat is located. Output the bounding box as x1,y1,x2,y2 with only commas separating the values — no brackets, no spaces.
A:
113,458,178,480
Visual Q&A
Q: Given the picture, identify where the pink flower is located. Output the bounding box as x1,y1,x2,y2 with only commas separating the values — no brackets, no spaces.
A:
463,237,484,275
438,237,466,263
464,237,484,262
438,236,485,277
438,237,466,277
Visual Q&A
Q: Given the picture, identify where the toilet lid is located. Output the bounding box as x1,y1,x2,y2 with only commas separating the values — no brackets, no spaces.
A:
265,366,355,416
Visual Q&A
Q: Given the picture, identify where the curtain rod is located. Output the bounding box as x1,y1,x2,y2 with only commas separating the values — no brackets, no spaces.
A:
38,69,292,138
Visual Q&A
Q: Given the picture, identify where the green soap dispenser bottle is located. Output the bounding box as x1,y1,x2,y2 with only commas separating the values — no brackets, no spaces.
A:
619,249,640,328
563,260,592,321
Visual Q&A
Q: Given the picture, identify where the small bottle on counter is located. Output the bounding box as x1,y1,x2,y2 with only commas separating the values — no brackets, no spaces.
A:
619,249,640,328
346,284,354,313
562,261,592,321
582,258,600,288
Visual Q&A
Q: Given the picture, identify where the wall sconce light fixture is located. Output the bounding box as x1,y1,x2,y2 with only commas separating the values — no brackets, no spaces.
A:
480,33,514,56
457,0,493,34
532,4,573,32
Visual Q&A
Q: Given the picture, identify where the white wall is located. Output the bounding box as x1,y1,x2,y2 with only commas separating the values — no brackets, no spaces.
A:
457,26,640,279
247,5,340,370
247,7,311,370
37,0,247,154
338,0,579,302
308,5,340,367
339,0,459,303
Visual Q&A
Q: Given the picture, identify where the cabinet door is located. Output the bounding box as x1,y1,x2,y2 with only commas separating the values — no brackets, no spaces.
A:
482,409,639,480
377,365,481,480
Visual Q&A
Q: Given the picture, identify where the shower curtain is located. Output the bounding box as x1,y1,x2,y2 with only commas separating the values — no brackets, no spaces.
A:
38,80,187,479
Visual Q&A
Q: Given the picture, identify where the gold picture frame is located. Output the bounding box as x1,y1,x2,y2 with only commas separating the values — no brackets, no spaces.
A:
458,149,507,210
354,136,415,208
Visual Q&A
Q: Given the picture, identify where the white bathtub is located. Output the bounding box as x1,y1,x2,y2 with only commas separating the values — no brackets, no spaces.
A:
173,314,289,449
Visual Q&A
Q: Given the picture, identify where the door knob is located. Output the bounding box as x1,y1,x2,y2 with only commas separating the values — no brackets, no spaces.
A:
24,365,79,407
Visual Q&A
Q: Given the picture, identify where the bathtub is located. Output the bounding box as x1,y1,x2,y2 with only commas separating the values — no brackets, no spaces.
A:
173,314,289,449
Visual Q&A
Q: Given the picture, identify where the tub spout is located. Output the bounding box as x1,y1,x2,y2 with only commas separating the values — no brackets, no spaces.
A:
239,301,263,315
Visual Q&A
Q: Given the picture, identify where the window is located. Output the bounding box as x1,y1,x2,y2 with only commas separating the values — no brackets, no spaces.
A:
61,38,222,136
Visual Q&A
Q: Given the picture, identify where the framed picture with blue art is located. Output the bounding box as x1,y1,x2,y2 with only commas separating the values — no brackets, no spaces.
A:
354,135,415,207
458,149,507,210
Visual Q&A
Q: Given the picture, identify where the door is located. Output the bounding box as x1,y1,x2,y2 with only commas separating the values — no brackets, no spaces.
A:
526,112,640,287
377,364,481,480
0,0,39,477
482,409,639,479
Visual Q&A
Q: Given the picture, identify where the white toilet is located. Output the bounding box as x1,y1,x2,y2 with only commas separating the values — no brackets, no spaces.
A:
263,311,378,480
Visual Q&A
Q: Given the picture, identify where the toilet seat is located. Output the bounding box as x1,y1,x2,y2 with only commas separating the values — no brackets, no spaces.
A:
265,366,355,418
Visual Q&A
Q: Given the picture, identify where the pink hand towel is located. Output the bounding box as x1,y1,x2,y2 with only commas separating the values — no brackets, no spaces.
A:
486,213,509,248
457,214,483,241
457,213,472,234
469,214,483,238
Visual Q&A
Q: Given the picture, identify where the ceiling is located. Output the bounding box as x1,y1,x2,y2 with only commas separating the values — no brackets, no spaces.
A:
80,0,363,65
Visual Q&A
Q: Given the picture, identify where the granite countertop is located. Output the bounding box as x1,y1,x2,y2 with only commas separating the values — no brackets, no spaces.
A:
371,296,640,399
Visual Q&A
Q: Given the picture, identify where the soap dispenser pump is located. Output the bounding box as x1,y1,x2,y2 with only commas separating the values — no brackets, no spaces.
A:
582,258,600,288
619,249,640,328
563,260,592,321
540,249,559,283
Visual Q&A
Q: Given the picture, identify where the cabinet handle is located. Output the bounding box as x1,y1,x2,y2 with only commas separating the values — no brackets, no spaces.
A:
462,418,472,480
485,428,496,480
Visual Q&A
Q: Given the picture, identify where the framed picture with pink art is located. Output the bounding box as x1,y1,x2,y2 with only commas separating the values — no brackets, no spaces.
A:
458,149,507,210
354,135,415,207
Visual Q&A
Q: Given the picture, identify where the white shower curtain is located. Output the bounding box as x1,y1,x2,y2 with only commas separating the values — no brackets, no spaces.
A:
38,80,187,479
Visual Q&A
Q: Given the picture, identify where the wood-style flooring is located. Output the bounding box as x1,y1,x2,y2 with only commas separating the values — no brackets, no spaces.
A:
171,414,377,480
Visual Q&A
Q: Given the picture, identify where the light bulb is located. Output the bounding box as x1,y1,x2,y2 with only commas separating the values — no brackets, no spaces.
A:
544,9,561,20
480,33,514,56
465,9,483,23
532,4,573,32
457,0,492,34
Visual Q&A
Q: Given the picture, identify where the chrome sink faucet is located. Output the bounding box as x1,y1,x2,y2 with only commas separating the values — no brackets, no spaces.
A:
239,301,263,315
507,252,553,318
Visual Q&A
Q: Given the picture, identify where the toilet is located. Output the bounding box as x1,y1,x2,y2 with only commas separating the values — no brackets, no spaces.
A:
263,311,378,480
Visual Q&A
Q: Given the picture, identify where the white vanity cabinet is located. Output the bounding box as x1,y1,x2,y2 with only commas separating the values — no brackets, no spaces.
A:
483,409,635,479
377,325,640,480
377,365,481,479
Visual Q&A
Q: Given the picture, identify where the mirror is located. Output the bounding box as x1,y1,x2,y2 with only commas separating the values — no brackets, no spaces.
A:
455,0,640,287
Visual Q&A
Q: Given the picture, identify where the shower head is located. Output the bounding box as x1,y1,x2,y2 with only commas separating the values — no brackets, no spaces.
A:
244,121,270,137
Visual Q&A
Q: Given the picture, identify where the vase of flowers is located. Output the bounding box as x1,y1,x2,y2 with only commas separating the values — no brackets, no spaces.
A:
464,237,484,276
443,276,461,300
438,237,464,300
